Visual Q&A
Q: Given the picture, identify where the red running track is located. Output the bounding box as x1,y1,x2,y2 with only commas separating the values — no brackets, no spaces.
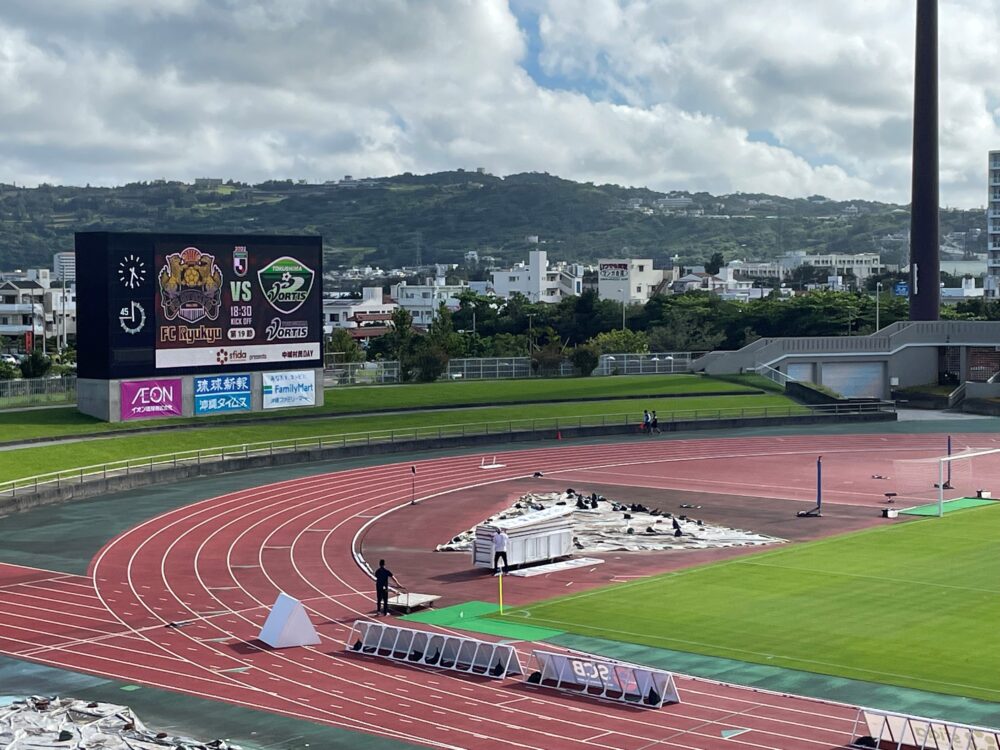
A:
0,433,991,749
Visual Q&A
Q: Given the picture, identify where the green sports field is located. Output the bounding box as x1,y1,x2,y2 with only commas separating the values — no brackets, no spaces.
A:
499,506,1000,703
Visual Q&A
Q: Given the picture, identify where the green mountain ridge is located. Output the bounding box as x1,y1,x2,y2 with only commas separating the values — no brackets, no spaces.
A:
0,171,985,271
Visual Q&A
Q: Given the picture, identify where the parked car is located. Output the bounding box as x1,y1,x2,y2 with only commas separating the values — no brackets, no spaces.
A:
0,354,18,366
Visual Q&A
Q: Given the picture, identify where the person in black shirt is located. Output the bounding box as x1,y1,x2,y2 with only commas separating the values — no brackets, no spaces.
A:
374,559,402,616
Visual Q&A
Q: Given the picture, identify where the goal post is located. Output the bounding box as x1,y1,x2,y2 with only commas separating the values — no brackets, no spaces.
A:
891,446,1000,517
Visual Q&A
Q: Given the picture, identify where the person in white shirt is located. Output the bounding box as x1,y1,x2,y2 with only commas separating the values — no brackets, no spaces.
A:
492,529,509,575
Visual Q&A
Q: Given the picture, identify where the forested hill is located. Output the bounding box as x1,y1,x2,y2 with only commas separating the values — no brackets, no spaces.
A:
0,171,985,271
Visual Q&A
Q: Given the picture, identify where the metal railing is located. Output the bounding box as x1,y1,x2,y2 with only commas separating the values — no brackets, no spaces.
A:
0,375,77,408
325,352,701,385
753,363,796,387
0,401,894,498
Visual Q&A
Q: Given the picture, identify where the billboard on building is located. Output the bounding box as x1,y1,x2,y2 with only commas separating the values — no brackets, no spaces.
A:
262,370,318,410
76,232,323,380
599,262,629,280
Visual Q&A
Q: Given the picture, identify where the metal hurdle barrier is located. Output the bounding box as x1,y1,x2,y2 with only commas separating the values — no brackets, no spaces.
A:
345,620,523,679
527,650,680,709
850,707,1000,750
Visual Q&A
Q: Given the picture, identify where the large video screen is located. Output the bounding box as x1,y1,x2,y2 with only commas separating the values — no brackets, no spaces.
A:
77,232,323,380
153,241,320,369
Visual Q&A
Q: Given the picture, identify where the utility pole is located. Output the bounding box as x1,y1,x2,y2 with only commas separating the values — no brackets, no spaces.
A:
527,313,535,358
876,281,883,331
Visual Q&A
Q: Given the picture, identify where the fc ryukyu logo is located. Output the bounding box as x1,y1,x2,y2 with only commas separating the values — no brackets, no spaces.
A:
258,256,315,314
233,246,248,278
158,247,223,323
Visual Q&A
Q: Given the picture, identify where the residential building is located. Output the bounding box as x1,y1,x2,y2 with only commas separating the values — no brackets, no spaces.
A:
490,250,583,303
0,280,44,347
53,251,76,283
733,252,882,283
391,277,469,325
654,196,693,210
790,251,881,282
986,150,1000,299
323,287,397,335
0,268,76,350
597,258,673,303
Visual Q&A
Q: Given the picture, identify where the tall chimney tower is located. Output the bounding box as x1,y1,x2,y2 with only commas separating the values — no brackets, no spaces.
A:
909,0,939,320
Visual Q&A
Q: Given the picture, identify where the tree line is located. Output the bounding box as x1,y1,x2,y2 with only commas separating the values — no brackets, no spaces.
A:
326,288,997,381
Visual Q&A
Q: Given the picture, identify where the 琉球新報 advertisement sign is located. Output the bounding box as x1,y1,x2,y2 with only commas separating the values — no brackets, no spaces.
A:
120,378,183,421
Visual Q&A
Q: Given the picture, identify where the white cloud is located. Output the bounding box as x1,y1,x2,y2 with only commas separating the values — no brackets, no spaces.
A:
0,0,996,206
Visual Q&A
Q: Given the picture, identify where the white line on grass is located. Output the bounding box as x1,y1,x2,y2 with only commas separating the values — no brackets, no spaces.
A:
504,615,1000,698
736,560,1000,595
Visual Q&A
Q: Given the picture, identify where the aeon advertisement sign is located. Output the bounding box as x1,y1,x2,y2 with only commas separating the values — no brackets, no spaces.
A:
120,378,183,421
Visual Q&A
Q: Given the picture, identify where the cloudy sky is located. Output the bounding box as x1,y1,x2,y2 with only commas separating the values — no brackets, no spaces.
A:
1,0,998,207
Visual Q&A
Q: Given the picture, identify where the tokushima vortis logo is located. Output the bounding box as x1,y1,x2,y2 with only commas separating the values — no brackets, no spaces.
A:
258,256,315,314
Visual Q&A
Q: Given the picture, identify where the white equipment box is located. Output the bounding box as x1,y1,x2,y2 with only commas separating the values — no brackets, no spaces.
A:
473,505,574,570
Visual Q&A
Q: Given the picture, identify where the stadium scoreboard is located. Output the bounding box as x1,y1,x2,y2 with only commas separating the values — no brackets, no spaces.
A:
77,232,322,379
75,232,323,422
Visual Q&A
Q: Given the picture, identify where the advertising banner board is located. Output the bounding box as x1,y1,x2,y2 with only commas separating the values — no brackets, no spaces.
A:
262,370,317,410
599,262,629,280
194,374,252,416
120,378,183,421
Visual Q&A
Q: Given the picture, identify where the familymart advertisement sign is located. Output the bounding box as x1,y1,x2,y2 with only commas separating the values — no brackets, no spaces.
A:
262,370,317,410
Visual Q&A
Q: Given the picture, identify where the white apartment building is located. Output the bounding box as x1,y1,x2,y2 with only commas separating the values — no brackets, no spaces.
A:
793,251,881,281
323,287,397,335
986,150,1000,299
0,269,77,350
490,250,583,303
53,251,76,283
597,259,671,304
391,278,469,326
733,252,882,283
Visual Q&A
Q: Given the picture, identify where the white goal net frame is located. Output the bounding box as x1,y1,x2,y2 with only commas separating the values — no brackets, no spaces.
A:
892,447,1000,517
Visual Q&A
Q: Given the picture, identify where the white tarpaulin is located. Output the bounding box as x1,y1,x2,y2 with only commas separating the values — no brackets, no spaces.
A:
0,696,242,749
438,491,783,555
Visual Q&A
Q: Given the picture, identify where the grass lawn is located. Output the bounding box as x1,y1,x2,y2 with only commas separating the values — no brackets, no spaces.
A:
497,506,1000,703
0,375,756,444
0,393,802,482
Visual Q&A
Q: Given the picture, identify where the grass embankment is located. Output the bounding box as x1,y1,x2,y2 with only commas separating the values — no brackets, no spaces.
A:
0,392,802,482
497,506,1000,702
0,375,755,444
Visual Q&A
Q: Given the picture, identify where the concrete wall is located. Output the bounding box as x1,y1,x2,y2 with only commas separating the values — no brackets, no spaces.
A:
0,410,895,517
887,346,939,389
76,378,113,421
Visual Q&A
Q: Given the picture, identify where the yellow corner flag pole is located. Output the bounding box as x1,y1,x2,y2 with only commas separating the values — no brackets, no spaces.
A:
498,572,504,615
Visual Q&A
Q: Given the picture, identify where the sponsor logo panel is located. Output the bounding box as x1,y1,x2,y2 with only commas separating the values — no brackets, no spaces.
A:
262,370,317,410
194,373,252,416
155,343,320,369
120,378,183,421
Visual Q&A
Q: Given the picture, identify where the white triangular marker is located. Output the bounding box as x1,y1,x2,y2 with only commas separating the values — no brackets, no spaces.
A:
258,592,320,648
